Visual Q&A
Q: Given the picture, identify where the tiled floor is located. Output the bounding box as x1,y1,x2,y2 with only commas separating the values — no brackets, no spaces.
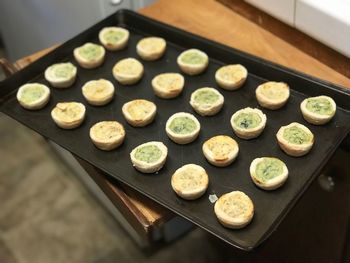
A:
0,113,221,263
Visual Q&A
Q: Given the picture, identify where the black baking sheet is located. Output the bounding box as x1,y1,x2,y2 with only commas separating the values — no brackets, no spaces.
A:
1,10,350,251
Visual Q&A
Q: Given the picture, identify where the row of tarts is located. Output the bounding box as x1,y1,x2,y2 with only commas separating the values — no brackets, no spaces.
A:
15,26,337,229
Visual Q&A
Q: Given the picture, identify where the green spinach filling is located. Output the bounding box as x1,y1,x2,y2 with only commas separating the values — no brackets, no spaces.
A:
134,145,162,163
194,90,219,104
78,44,102,60
169,117,197,134
234,112,261,129
255,158,284,182
181,52,205,64
283,126,312,144
21,85,45,103
306,98,333,115
104,30,125,44
52,63,75,78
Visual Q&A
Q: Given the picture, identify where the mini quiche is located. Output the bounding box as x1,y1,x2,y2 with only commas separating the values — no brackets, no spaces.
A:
202,135,239,167
190,87,224,116
51,102,86,129
151,73,185,99
136,37,166,61
122,99,156,127
112,58,144,85
171,164,209,200
130,141,168,173
276,122,314,157
73,42,105,69
250,157,288,190
177,49,208,75
44,62,77,88
89,121,125,151
165,112,201,144
16,83,50,110
255,81,290,110
98,27,129,51
230,107,267,139
82,79,115,106
300,95,336,125
214,191,254,229
215,64,248,90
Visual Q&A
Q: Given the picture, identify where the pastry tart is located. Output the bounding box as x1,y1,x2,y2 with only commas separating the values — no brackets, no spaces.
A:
51,102,86,129
112,58,144,85
202,135,239,167
190,87,224,116
122,99,156,127
89,121,125,151
276,122,314,157
16,83,50,110
215,64,248,90
171,164,209,200
300,95,336,125
82,79,115,106
250,157,288,190
151,73,184,99
136,37,166,61
177,49,208,75
165,112,201,144
44,62,77,88
255,81,290,110
130,141,168,173
214,191,254,229
73,42,105,69
230,107,267,139
98,27,129,51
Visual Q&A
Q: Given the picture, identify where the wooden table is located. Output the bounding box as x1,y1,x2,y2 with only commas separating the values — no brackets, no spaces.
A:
1,0,350,248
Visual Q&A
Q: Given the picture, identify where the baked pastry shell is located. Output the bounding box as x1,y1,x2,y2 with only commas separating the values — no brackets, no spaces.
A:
276,122,314,157
89,121,125,151
250,157,288,190
177,49,208,75
136,37,166,61
98,27,130,51
189,87,224,116
44,63,77,88
82,79,115,106
16,83,50,110
171,164,209,200
300,95,336,125
202,135,239,167
73,43,105,69
151,73,184,99
130,141,168,173
255,81,290,110
51,102,86,129
165,112,201,144
122,100,157,127
214,191,254,229
230,107,267,139
215,64,248,91
112,58,144,85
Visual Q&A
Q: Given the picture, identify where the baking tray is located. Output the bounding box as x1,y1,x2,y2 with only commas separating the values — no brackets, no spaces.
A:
1,10,350,251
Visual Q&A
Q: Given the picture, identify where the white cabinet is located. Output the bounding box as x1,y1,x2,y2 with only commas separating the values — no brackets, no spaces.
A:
0,0,154,60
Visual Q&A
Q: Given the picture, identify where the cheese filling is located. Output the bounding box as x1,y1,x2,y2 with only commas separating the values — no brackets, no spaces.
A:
139,38,163,52
181,52,206,64
126,101,153,120
20,85,46,104
255,158,284,182
218,66,245,81
93,123,123,140
115,60,141,75
78,44,102,60
306,97,334,115
50,63,75,79
194,90,219,105
169,117,197,134
103,30,125,44
260,83,287,99
176,168,205,190
206,137,235,159
84,81,112,99
134,145,162,163
156,74,182,90
234,113,261,129
283,126,312,144
55,103,82,120
222,197,248,218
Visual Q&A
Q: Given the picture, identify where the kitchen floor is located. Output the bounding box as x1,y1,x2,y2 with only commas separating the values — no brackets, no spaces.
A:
0,113,223,263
